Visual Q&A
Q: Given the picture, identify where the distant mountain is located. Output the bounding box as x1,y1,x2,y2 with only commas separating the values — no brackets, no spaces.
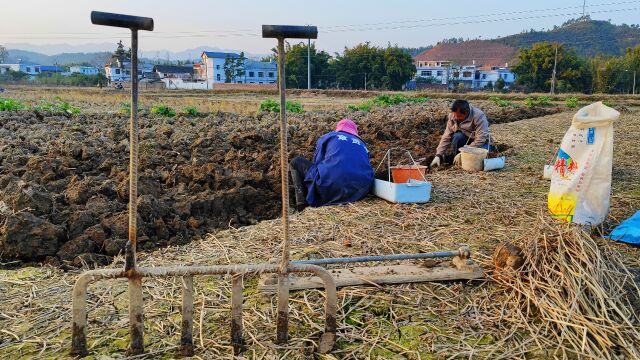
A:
3,44,269,66
5,42,115,55
6,49,112,66
495,18,640,57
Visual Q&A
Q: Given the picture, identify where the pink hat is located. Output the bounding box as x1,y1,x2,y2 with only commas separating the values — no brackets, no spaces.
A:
336,118,358,136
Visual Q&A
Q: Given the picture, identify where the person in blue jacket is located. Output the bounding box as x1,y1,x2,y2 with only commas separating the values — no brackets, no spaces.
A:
290,118,374,211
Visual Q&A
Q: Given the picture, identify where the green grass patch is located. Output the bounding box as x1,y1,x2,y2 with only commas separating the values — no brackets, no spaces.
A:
34,97,81,115
182,106,199,116
119,102,130,114
565,97,579,109
150,105,176,117
258,99,304,113
0,98,26,111
525,96,553,108
348,94,429,112
488,96,514,107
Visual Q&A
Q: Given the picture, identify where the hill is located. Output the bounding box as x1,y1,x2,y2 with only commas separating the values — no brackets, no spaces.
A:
495,17,640,57
6,49,112,66
4,45,269,66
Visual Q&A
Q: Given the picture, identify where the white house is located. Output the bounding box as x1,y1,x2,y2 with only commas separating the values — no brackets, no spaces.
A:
70,66,99,75
153,65,194,80
105,58,130,82
243,60,277,84
0,63,41,75
415,60,450,85
477,66,517,89
105,59,152,82
200,51,240,88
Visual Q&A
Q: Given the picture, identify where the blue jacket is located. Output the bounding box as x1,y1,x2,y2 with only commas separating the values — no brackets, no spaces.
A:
304,131,374,207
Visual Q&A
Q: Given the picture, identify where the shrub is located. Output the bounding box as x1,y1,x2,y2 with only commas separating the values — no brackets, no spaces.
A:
347,103,372,112
182,106,199,116
119,102,131,114
34,98,81,115
151,105,176,117
259,99,279,112
565,97,579,109
524,96,534,108
285,101,304,113
488,96,512,107
258,99,304,113
0,98,26,111
602,99,613,107
348,94,428,111
536,96,552,107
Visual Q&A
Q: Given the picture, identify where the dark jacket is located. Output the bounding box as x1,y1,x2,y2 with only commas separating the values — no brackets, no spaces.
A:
304,131,374,206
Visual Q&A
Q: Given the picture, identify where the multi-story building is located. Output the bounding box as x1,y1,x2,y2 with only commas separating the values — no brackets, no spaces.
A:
200,51,239,88
412,40,517,90
198,52,277,88
243,60,277,84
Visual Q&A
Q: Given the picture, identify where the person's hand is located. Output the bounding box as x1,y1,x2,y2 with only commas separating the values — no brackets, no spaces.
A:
453,153,462,167
430,155,441,168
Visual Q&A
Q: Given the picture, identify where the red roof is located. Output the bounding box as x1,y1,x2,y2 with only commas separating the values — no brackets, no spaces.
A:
414,41,517,67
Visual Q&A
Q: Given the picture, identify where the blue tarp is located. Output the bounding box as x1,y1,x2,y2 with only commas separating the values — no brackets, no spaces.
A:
606,210,640,245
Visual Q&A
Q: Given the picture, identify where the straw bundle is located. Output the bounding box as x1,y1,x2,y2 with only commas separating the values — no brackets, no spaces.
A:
492,215,640,359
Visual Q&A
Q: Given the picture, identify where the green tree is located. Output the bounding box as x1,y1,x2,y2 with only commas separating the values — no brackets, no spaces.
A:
271,42,332,88
332,42,385,89
114,40,127,62
223,52,246,83
235,52,246,81
512,42,590,92
495,77,505,90
0,45,8,63
332,43,415,90
380,45,416,90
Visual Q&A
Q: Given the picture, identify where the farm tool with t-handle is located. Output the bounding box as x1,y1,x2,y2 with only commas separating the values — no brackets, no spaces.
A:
70,15,337,357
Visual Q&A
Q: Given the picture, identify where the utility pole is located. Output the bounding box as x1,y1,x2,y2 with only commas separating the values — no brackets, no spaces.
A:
550,44,558,94
307,26,311,90
582,0,587,17
625,69,636,95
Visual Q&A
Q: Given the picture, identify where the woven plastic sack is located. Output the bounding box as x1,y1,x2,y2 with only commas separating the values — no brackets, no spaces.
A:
548,102,619,225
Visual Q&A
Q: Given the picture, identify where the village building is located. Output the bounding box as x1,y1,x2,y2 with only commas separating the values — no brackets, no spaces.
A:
104,58,154,82
412,40,518,90
243,59,277,84
152,65,194,80
0,62,41,76
200,51,239,88
39,65,66,75
69,66,100,75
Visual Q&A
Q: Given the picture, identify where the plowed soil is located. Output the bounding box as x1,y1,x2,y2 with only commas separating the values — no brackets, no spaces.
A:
0,99,559,265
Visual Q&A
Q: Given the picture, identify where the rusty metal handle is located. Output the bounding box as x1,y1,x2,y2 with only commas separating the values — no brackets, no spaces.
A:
71,263,337,356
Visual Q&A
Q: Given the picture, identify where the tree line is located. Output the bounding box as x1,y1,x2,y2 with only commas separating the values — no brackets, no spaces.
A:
512,42,640,94
270,41,416,91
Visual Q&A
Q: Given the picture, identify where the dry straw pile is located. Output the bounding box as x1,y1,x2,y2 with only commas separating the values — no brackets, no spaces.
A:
491,215,640,359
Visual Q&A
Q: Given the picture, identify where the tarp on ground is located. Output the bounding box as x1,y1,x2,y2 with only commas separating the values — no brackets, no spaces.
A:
606,210,640,245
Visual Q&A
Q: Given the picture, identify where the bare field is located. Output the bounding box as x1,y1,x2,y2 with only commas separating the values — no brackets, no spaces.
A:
0,99,638,359
5,85,638,115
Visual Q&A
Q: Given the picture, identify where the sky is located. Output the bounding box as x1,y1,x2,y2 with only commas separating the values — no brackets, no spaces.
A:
1,0,639,56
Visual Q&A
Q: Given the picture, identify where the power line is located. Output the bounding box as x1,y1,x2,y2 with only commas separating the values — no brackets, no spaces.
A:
1,1,638,40
321,0,638,30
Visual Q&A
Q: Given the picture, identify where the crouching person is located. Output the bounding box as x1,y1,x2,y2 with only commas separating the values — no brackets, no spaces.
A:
431,99,492,167
290,118,374,211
